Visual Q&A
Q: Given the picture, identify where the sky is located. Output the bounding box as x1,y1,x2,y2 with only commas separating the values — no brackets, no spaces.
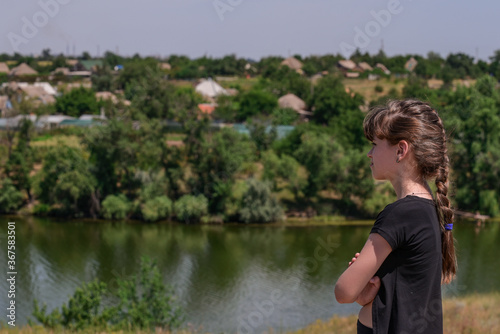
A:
1,0,499,61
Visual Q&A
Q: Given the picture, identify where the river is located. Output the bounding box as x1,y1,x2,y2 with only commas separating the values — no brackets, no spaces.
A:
1,216,499,333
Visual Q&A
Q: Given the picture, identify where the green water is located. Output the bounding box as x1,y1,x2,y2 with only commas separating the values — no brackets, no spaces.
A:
0,217,499,333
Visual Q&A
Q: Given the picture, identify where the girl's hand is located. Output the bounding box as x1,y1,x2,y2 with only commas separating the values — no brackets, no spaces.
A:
356,276,381,306
348,252,381,306
348,253,360,266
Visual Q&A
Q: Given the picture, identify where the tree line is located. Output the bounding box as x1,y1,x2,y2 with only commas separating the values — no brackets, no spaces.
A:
1,54,500,221
2,48,500,82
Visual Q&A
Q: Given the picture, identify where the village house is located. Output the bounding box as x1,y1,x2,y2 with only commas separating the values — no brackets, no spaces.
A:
281,57,304,74
278,93,312,121
0,62,9,74
376,63,391,75
195,78,228,101
337,60,363,78
405,57,418,72
1,82,57,106
9,63,38,76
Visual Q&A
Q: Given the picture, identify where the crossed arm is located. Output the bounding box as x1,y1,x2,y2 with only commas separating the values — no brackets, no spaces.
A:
334,233,392,305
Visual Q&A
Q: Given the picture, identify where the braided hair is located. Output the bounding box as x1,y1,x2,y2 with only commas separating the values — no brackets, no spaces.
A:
363,99,457,283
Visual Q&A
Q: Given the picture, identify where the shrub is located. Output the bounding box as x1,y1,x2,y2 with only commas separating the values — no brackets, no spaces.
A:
32,257,183,331
238,178,283,223
374,84,384,93
141,196,173,222
33,203,50,216
101,194,131,220
0,178,23,213
174,195,208,223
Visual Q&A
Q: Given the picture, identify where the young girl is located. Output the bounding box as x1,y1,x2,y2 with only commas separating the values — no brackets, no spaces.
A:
334,99,456,334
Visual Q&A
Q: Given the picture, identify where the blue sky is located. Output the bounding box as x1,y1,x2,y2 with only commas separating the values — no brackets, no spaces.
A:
1,0,499,61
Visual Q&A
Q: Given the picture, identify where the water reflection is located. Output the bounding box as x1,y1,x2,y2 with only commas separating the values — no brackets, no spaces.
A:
0,217,499,333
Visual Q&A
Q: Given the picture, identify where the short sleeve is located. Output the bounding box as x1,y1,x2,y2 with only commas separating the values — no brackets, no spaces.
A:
370,202,406,250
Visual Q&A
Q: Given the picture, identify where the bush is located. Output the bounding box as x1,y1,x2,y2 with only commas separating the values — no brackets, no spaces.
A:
374,84,384,93
32,257,183,331
271,107,299,126
114,257,183,330
33,203,50,216
141,196,173,222
238,178,283,223
101,194,131,220
0,178,23,213
174,195,208,223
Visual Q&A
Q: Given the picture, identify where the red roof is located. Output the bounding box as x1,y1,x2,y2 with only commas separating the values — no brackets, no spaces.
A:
198,103,215,114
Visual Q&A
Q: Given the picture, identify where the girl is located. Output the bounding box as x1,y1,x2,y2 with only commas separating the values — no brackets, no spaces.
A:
334,100,456,334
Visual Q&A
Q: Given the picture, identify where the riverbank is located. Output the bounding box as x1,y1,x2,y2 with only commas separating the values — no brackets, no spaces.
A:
2,293,499,334
287,292,500,334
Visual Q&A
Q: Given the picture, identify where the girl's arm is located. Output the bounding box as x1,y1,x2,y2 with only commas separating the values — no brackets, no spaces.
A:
334,233,392,304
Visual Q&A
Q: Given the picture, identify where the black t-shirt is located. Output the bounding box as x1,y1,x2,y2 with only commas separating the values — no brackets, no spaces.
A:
370,195,443,334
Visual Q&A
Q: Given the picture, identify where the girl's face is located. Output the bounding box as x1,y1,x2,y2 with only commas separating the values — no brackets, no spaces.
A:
367,137,398,181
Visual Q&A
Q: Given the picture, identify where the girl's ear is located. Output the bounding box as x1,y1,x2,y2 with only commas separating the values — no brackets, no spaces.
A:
397,140,410,160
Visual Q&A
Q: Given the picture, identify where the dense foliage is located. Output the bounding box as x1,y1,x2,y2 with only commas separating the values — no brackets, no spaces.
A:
1,49,500,220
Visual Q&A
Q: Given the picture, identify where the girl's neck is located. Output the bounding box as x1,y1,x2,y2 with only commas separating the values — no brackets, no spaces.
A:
392,179,432,200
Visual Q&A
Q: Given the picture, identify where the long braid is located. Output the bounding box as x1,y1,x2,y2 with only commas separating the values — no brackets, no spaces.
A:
434,117,457,284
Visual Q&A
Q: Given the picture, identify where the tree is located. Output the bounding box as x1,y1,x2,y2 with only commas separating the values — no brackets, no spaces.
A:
83,120,140,200
37,144,97,216
5,118,34,201
443,76,500,216
55,87,99,117
292,130,374,206
236,89,277,121
238,178,283,223
309,75,363,125
0,178,23,213
261,150,308,200
188,128,256,215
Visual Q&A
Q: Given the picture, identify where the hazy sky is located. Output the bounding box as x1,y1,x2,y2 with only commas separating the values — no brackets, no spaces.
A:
1,0,499,61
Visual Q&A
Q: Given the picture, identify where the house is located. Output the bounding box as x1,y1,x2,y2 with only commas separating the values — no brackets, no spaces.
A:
338,60,364,77
0,96,13,117
198,103,216,116
278,93,313,120
376,63,391,75
96,91,118,104
66,59,79,67
51,67,70,75
405,57,418,72
37,115,75,129
310,73,323,85
5,82,58,105
9,63,38,76
74,60,104,72
345,72,360,78
195,78,228,99
20,86,56,104
358,62,373,71
337,60,358,71
0,114,37,130
0,62,9,74
159,63,171,71
281,57,303,74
